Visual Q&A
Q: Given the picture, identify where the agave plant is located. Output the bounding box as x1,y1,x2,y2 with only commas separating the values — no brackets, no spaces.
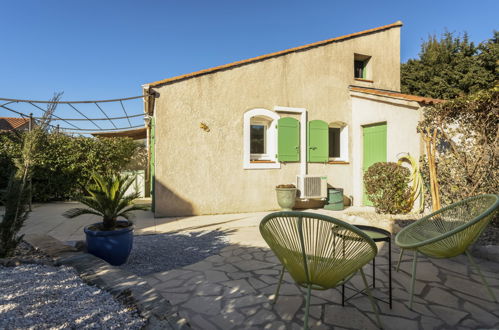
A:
63,173,149,230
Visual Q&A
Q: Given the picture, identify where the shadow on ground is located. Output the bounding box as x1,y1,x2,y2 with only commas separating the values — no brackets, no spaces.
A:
120,229,234,276
146,242,499,329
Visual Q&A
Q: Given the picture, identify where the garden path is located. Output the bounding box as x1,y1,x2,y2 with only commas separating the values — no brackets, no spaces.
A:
16,201,385,247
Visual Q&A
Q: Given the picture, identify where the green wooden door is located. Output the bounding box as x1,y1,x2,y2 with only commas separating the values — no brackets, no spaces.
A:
362,123,387,205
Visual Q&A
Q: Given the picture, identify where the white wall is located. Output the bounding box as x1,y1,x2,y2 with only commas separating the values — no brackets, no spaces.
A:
123,170,146,198
350,93,422,207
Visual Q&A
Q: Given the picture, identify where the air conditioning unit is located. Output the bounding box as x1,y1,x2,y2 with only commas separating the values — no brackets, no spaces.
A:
297,175,328,199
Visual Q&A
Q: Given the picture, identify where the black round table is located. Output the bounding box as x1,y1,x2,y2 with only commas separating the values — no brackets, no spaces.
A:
341,225,392,308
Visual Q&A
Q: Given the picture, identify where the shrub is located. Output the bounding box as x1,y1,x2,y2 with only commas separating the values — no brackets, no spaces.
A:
0,131,143,202
364,162,412,214
0,134,17,191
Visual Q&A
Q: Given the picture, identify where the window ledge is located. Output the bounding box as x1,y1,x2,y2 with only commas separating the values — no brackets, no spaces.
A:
328,161,350,164
354,78,374,83
250,160,276,163
244,161,281,169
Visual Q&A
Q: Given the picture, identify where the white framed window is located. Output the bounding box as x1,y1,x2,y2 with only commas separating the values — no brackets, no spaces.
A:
250,119,269,160
243,109,280,169
329,122,349,162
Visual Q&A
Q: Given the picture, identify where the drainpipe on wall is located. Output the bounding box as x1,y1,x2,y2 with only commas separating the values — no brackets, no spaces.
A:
274,106,307,176
142,85,156,206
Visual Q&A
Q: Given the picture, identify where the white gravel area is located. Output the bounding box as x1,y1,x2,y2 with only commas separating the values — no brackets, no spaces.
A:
0,264,146,329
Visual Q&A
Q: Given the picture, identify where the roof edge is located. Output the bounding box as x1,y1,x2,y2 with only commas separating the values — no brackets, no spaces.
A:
349,86,444,105
91,127,147,139
147,21,403,88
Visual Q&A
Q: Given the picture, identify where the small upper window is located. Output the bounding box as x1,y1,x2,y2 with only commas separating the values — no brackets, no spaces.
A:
354,54,371,80
354,60,366,79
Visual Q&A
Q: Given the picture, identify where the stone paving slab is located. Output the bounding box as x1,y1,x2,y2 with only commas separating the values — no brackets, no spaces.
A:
148,244,499,330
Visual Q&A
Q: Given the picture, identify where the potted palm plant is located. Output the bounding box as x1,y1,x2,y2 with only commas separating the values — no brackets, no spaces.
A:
63,173,149,265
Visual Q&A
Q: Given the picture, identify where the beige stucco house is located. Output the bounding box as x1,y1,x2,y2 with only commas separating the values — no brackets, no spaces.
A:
142,21,440,216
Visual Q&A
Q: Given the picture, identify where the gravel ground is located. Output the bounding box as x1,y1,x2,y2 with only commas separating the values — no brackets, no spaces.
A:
13,241,52,261
0,264,146,329
120,230,230,276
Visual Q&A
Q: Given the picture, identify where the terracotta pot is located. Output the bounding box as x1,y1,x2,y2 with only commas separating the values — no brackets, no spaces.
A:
276,188,297,211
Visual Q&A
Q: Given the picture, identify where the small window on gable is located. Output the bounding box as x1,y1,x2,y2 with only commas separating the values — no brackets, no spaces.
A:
329,122,348,162
354,54,371,80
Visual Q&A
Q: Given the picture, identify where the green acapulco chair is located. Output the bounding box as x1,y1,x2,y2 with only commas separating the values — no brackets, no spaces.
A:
260,211,383,330
395,194,499,309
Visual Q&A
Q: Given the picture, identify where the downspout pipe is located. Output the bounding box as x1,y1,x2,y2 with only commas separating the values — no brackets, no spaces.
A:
274,106,307,176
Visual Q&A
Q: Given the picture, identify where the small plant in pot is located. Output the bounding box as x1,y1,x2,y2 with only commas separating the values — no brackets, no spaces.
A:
63,173,149,265
275,184,297,211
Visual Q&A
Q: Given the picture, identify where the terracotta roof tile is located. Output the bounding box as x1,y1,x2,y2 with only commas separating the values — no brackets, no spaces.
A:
0,117,30,131
91,127,146,139
349,86,444,105
146,21,403,88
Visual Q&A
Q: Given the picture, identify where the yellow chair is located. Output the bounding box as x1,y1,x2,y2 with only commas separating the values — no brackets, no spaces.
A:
395,194,499,309
260,211,382,329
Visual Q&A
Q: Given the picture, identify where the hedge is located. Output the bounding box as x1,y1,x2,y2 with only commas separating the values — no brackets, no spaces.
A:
0,132,144,202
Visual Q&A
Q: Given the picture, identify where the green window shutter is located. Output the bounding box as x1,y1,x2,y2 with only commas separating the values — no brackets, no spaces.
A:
277,117,300,162
308,120,328,162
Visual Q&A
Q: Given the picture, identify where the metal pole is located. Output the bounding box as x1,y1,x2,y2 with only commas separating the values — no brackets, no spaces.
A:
28,113,33,211
389,238,392,308
465,250,497,302
409,251,418,309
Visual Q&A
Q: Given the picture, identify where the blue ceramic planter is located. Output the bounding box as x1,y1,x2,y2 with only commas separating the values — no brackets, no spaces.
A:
84,220,134,266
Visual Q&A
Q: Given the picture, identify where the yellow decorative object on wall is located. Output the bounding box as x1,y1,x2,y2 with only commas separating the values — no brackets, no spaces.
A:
199,122,210,132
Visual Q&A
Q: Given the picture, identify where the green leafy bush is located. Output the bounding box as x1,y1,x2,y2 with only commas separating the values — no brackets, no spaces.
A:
0,132,20,190
0,132,143,202
364,162,412,214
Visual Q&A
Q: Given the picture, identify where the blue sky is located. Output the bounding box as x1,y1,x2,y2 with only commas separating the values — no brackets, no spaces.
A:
0,0,497,130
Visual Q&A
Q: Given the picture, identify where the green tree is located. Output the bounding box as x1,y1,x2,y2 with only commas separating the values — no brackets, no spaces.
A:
401,31,498,99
